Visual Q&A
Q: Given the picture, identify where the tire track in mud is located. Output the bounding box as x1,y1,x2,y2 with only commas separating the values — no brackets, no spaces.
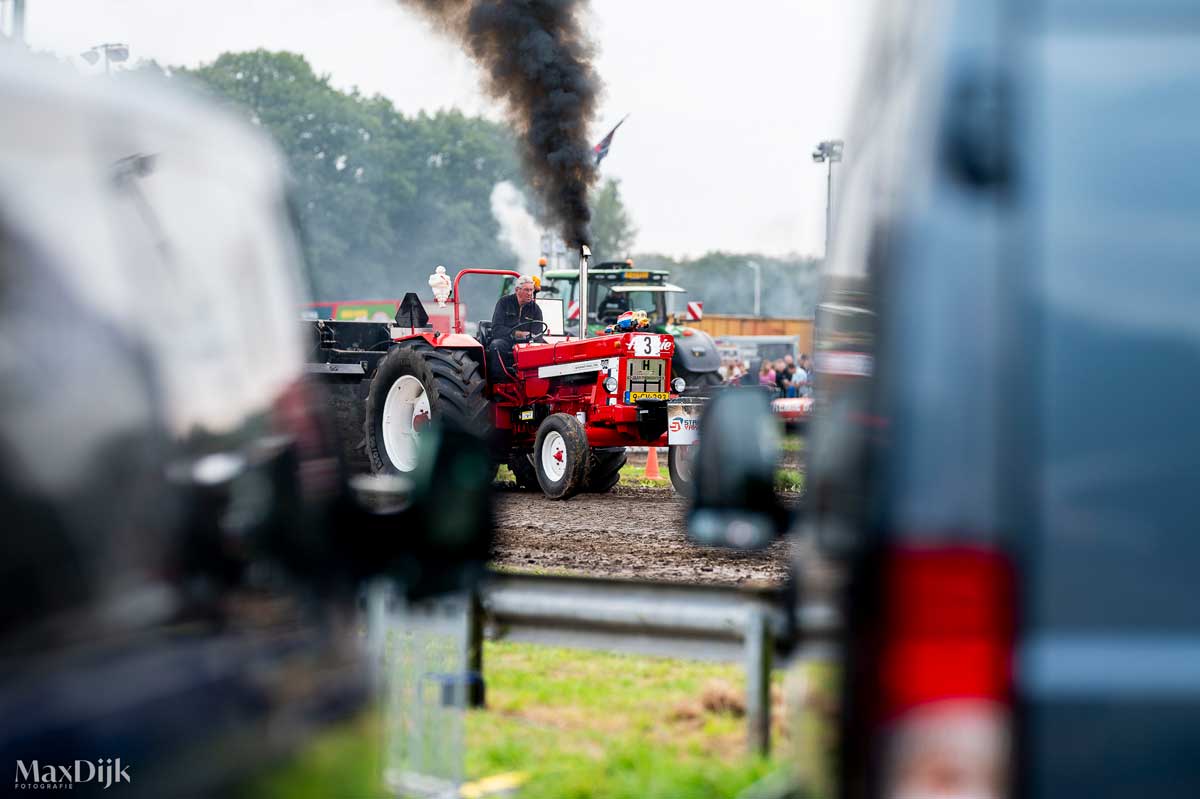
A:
491,486,792,585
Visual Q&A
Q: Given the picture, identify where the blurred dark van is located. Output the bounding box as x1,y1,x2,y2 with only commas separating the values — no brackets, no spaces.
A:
0,49,488,796
804,1,1200,798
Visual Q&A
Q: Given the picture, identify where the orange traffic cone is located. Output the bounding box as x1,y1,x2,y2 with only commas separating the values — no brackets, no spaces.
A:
644,446,662,480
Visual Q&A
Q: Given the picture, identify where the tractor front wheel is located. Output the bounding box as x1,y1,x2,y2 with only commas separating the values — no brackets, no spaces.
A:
668,444,697,496
534,413,589,500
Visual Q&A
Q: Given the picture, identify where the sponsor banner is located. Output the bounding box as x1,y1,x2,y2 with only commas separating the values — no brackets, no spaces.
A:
772,397,814,418
668,400,703,445
815,351,873,376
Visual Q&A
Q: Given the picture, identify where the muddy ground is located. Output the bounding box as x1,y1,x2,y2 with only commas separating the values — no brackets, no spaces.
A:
490,484,837,593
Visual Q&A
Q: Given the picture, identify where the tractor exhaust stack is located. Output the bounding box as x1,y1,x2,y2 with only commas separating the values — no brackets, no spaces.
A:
578,244,591,339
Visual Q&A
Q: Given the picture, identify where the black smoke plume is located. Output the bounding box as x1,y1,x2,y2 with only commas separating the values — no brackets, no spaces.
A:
400,0,600,248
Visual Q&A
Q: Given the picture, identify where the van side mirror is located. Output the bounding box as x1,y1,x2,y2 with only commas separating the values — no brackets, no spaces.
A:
687,391,791,550
340,423,493,599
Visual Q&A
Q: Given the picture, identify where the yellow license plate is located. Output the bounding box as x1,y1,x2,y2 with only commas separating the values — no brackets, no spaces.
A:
628,392,669,401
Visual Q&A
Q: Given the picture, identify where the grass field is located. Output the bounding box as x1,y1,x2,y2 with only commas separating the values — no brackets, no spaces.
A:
240,641,835,799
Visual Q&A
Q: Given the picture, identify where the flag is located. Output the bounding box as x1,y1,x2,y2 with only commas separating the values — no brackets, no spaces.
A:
593,115,629,166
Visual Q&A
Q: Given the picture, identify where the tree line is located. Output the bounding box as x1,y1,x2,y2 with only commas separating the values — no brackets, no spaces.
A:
160,50,818,319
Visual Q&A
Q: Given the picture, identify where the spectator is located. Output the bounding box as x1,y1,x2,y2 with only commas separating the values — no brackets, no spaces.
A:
739,360,756,386
776,355,797,397
797,353,813,397
727,358,745,385
773,358,787,396
759,359,777,390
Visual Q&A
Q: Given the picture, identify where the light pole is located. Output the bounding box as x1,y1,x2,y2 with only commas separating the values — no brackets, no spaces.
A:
3,0,26,43
812,139,843,258
81,43,130,75
744,261,761,317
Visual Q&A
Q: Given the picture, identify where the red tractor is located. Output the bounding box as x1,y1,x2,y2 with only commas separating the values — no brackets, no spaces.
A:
307,251,702,499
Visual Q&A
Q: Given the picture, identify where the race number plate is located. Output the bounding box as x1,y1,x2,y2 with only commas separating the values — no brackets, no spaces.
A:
630,335,661,357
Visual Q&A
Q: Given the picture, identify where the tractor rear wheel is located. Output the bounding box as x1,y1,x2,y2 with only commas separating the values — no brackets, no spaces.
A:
364,344,488,475
507,452,539,490
534,413,589,500
584,447,627,493
668,443,697,496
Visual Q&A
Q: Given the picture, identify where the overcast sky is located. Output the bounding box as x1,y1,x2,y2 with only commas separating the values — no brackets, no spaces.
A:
23,0,871,258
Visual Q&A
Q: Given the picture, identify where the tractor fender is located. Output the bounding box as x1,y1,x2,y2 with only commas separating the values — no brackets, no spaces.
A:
436,333,485,350
670,327,722,374
399,332,485,368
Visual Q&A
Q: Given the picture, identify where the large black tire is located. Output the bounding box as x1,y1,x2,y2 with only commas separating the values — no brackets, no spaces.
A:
364,344,488,475
674,364,724,396
584,447,627,493
668,443,697,496
507,451,539,490
533,413,589,500
325,379,371,473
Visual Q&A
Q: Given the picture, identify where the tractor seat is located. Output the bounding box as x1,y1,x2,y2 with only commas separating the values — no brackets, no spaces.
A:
476,320,493,349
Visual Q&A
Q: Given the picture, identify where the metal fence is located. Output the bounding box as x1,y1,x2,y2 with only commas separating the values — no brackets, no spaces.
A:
471,571,840,755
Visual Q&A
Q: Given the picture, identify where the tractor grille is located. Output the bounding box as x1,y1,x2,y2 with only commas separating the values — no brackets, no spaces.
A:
625,357,667,398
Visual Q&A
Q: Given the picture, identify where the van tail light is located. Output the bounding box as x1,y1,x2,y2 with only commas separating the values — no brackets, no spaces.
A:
876,546,1015,799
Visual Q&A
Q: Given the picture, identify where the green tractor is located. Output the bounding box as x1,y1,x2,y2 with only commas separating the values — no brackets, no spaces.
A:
506,261,724,394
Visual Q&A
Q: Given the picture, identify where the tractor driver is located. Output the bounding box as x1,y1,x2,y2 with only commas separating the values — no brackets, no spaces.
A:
488,274,543,379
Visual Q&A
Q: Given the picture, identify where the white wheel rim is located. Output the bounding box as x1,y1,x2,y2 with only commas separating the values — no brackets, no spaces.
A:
381,374,430,472
674,445,696,483
541,430,568,482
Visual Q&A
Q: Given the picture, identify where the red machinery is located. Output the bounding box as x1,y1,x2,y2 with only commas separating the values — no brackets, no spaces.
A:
306,252,701,499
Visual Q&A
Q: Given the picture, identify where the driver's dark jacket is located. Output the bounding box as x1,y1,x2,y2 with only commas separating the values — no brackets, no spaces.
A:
490,292,542,342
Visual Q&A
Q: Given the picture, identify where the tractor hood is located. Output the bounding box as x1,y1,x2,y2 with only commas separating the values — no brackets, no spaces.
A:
671,327,722,373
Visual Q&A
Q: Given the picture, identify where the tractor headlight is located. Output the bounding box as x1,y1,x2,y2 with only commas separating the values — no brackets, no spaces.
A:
672,377,686,393
603,376,618,393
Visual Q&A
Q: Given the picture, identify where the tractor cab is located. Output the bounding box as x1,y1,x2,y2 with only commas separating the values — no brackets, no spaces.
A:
508,265,687,334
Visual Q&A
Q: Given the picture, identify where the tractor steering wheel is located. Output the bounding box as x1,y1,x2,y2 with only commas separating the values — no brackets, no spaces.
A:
512,319,550,343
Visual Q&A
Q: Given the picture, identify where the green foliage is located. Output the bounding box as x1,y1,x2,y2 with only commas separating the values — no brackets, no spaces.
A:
590,178,638,261
178,50,523,313
775,468,806,493
168,50,817,320
636,251,822,318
